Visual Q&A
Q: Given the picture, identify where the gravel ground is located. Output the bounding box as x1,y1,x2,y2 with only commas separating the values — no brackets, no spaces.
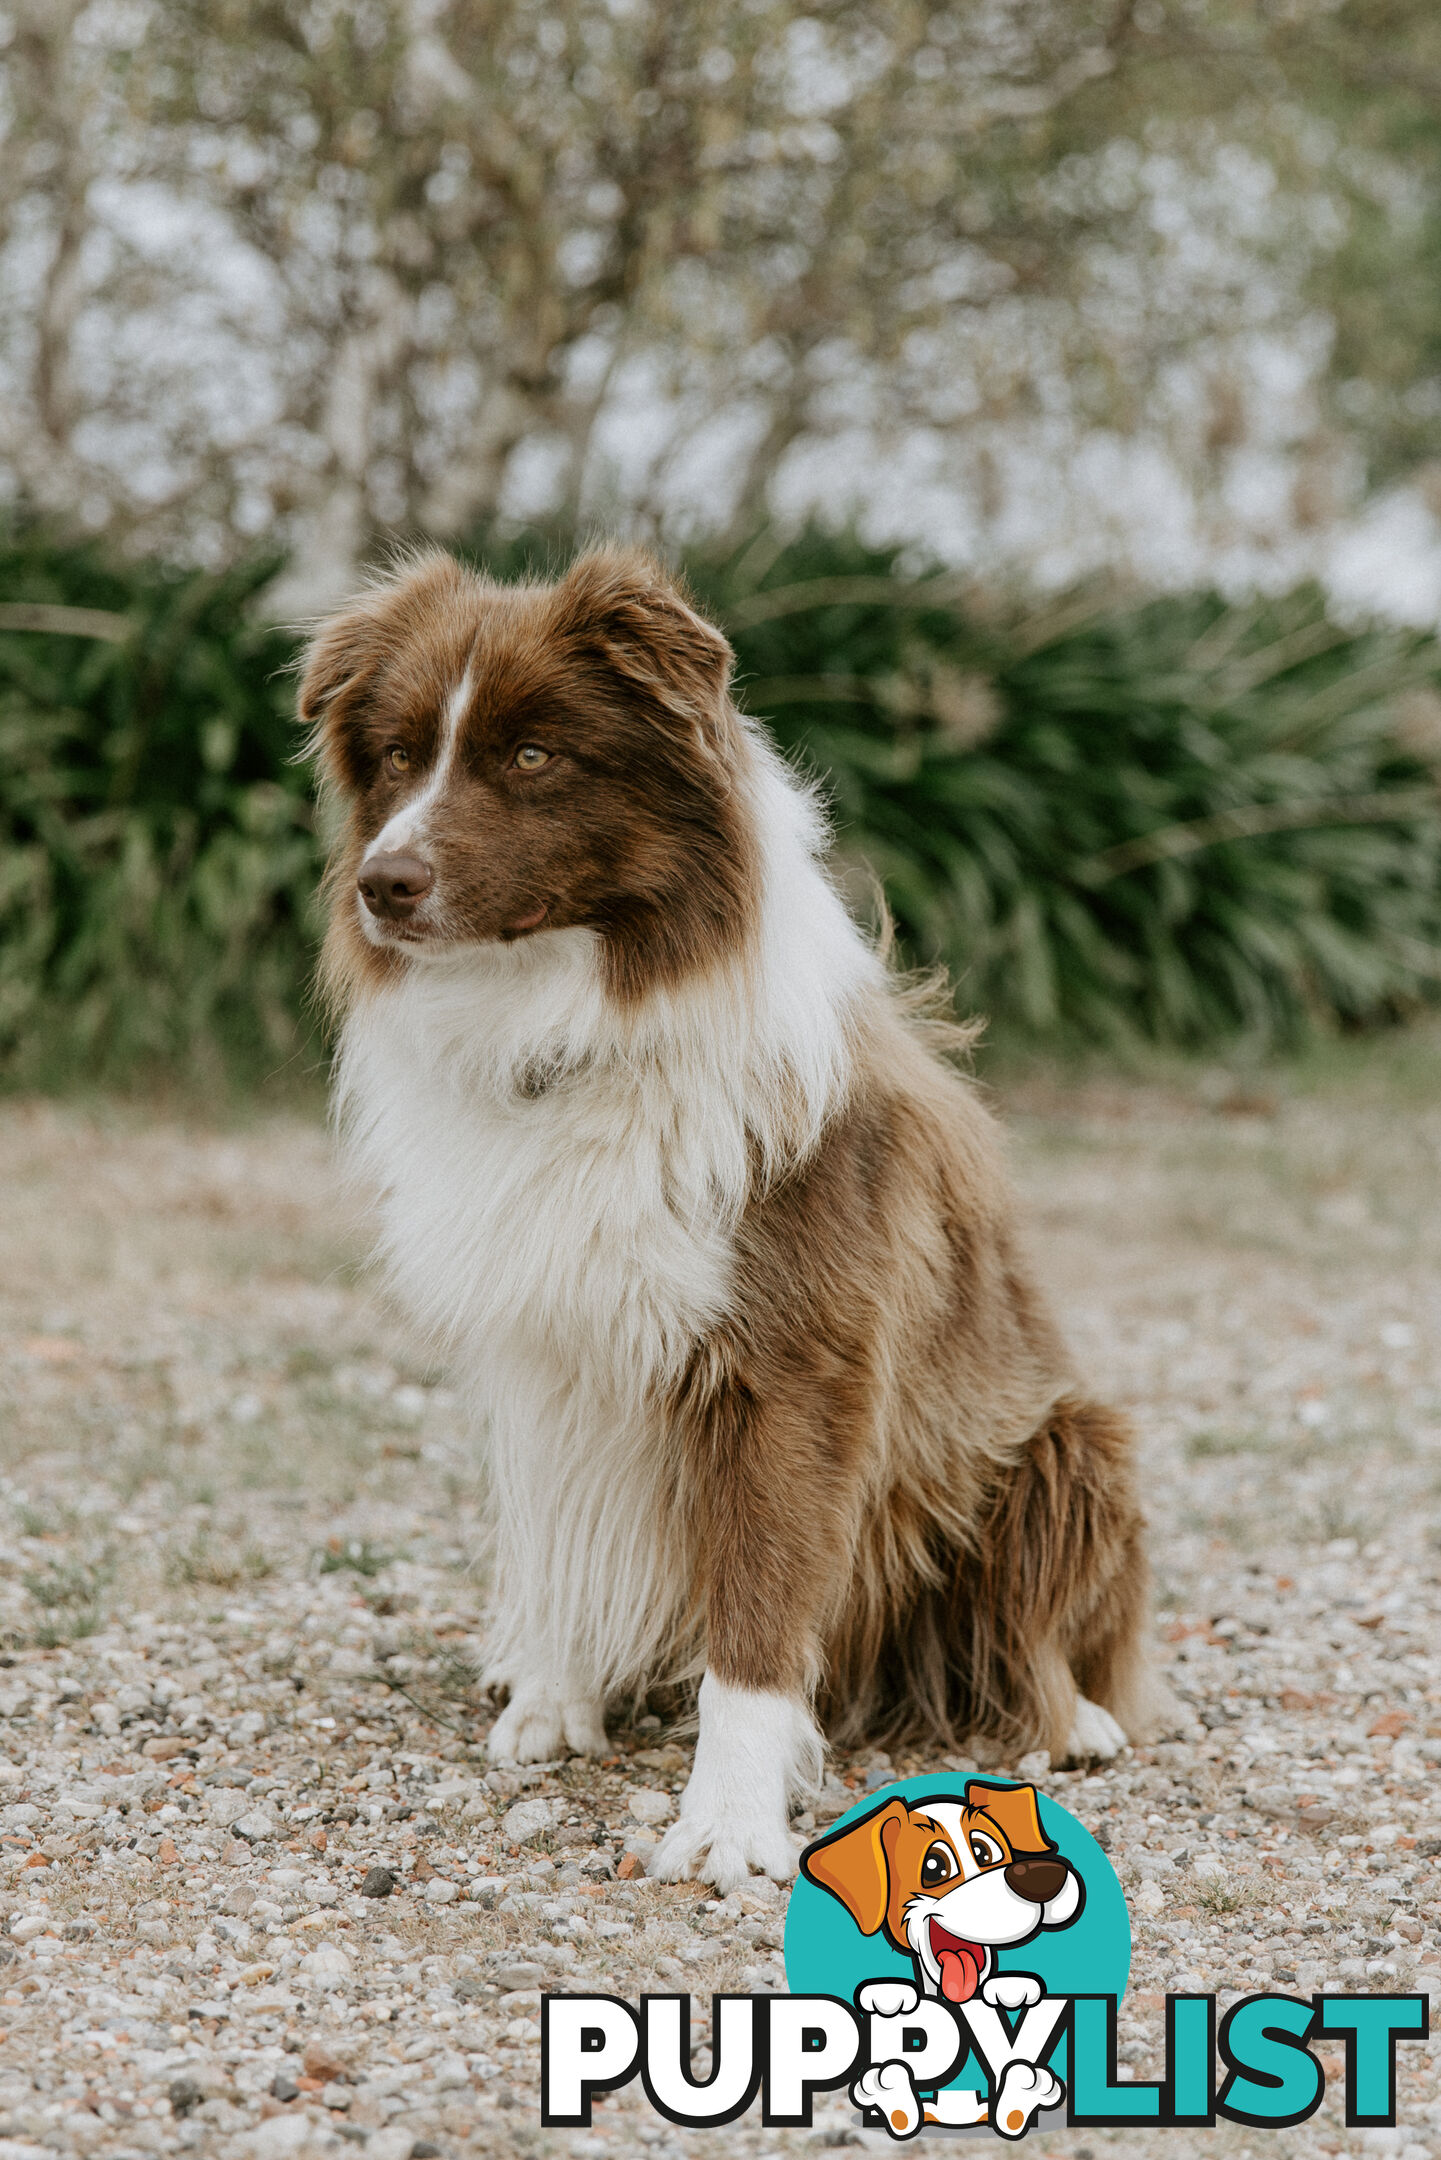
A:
0,1043,1438,2159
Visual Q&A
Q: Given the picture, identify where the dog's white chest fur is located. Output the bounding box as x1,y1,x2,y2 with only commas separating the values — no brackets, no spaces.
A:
333,755,875,1708
337,931,737,1401
336,931,743,1702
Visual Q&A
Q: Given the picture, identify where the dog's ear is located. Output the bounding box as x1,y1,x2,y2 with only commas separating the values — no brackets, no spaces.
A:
298,553,473,788
801,1799,909,1936
297,603,383,786
554,546,738,772
965,1780,1054,1857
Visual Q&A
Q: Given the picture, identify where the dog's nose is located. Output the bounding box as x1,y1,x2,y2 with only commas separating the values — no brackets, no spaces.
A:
357,852,434,919
1004,1858,1068,1905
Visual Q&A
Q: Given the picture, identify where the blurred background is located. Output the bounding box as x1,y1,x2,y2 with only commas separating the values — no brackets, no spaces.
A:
4,0,1441,1088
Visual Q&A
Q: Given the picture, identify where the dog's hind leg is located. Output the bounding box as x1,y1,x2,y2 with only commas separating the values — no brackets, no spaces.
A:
956,1395,1159,1763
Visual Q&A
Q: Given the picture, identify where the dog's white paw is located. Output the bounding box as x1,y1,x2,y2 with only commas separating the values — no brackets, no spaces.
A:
851,2061,922,2139
648,1676,816,1891
647,1807,799,1893
487,1689,608,1764
858,1979,920,2018
981,1972,1043,2011
992,2059,1063,2139
1064,1696,1127,1763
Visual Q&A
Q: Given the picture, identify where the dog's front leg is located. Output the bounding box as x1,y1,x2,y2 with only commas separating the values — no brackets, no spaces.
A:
482,1422,614,1767
649,1672,819,1889
650,1363,835,1892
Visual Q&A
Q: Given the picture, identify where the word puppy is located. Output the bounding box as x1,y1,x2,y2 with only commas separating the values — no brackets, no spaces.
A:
302,545,1161,1890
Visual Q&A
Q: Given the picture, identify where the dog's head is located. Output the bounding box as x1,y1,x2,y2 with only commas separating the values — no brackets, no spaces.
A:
801,1781,1083,2003
300,546,757,1005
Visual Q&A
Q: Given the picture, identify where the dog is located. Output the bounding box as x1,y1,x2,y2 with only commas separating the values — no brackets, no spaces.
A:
803,1781,1077,2135
300,543,1160,1892
802,1779,1082,2003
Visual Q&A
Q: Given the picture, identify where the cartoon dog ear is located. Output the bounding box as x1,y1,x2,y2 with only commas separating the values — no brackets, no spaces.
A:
801,1799,909,1936
965,1780,1055,1857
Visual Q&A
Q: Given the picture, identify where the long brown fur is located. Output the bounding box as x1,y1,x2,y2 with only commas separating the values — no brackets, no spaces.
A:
675,1001,1156,1758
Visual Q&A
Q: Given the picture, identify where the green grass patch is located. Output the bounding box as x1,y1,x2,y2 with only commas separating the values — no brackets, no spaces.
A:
1186,1427,1265,1460
164,1528,275,1589
317,1536,397,1577
20,1556,109,1644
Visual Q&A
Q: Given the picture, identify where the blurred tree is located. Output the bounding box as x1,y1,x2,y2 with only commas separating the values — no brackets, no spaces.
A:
135,0,1157,601
1,1,1439,599
0,0,99,522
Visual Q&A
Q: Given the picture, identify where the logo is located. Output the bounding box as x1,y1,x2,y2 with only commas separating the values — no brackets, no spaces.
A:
786,1774,1128,2135
540,1775,1430,2138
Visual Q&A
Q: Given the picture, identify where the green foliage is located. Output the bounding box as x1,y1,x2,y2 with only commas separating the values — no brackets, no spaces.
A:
20,1556,109,1645
0,529,322,1088
164,1528,275,1589
687,532,1441,1046
4,521,1441,1083
317,1537,397,1578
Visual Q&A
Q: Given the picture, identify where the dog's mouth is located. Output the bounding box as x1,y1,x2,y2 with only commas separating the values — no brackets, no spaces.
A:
928,1918,986,2003
503,901,550,937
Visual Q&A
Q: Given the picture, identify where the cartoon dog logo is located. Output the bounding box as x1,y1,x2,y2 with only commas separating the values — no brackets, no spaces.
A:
800,1781,1083,2137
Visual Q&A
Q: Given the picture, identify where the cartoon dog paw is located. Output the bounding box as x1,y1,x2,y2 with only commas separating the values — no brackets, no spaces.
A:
992,2059,1064,2139
981,1972,1043,2011
857,1979,920,2018
851,2061,922,2140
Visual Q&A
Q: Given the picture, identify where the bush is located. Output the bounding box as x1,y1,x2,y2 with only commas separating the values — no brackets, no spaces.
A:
688,532,1441,1046
0,531,321,1087
3,520,1441,1086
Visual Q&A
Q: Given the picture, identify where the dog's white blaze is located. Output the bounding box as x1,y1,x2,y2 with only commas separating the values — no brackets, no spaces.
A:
364,664,473,864
915,1800,986,1879
336,734,878,1717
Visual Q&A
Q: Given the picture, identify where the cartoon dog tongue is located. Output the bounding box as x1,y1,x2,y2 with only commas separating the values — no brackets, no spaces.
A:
931,1924,983,2002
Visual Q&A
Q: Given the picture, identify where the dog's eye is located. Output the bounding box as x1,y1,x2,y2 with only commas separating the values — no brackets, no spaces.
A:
920,1842,954,1888
969,1832,1003,1867
511,744,552,772
386,745,409,774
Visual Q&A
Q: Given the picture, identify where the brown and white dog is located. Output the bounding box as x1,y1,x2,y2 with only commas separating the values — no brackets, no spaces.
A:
300,544,1161,1891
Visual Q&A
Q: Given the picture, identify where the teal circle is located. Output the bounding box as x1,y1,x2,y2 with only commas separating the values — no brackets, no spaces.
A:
783,1775,1131,2091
